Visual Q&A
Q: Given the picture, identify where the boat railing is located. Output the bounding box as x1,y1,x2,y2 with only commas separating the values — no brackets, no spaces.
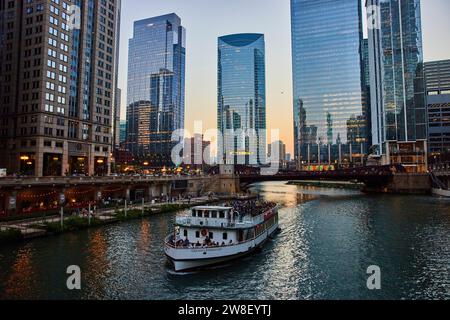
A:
175,216,255,229
164,235,255,250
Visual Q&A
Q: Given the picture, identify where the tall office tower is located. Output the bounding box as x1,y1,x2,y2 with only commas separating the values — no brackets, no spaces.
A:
425,60,450,161
291,0,368,171
112,0,121,149
0,0,121,177
367,0,427,172
218,33,266,166
126,13,186,168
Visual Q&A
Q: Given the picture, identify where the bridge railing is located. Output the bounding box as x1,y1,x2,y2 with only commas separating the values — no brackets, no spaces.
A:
238,165,403,178
0,174,197,186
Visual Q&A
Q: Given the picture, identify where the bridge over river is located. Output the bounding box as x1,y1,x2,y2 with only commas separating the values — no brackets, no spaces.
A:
0,165,432,218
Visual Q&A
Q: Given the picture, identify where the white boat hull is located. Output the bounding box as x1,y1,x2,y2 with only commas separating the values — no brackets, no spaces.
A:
166,223,279,272
432,188,450,198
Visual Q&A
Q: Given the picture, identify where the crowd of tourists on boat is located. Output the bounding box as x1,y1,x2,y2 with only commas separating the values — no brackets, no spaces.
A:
168,235,235,248
226,200,276,217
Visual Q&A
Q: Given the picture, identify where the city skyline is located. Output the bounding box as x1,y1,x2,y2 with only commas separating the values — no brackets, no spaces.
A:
118,0,450,155
1,0,450,303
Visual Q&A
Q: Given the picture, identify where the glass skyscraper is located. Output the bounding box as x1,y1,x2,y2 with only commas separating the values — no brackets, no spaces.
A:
217,34,266,165
126,13,186,167
367,0,427,172
291,0,368,170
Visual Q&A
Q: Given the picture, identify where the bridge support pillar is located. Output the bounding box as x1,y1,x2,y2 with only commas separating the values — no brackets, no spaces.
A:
363,173,431,194
148,185,157,202
96,188,103,202
162,183,172,197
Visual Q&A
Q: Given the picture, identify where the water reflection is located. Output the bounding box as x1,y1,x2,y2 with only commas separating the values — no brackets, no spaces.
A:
1,247,35,299
85,231,110,299
0,182,449,300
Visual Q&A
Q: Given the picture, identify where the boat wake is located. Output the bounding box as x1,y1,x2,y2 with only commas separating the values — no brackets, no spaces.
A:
166,269,199,276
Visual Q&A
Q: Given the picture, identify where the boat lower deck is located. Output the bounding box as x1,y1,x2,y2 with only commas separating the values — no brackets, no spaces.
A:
166,222,280,272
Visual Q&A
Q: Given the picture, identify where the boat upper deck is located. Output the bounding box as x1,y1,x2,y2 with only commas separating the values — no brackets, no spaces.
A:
175,201,277,230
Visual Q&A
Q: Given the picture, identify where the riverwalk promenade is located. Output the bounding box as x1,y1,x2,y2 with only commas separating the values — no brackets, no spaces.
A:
0,194,256,244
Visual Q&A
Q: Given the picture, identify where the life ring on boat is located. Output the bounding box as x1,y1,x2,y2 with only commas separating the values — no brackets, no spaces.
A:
201,229,208,237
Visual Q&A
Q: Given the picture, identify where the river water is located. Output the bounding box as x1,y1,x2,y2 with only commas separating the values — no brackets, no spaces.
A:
0,181,449,300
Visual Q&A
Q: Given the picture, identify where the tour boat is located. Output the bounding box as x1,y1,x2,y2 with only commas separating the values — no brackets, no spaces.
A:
164,202,280,272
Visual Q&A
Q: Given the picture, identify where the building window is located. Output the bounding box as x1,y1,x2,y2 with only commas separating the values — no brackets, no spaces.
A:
223,233,228,240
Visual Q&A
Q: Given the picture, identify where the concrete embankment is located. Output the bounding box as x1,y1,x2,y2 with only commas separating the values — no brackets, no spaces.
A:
363,173,431,195
288,174,432,195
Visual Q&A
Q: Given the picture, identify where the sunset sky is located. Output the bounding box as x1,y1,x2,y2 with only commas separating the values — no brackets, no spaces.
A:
118,0,450,155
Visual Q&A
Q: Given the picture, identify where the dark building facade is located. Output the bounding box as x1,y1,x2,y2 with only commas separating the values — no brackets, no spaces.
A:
425,60,450,162
0,0,121,176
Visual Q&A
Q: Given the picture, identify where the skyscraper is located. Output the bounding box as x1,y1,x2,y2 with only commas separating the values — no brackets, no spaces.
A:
291,0,368,171
113,1,122,150
0,0,121,176
425,60,450,161
367,0,427,172
126,13,186,168
217,33,266,166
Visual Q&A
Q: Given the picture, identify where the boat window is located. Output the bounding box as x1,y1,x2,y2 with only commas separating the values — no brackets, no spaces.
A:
192,210,197,217
196,231,200,238
183,229,188,237
219,211,225,219
223,232,228,240
209,232,213,239
211,211,217,218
